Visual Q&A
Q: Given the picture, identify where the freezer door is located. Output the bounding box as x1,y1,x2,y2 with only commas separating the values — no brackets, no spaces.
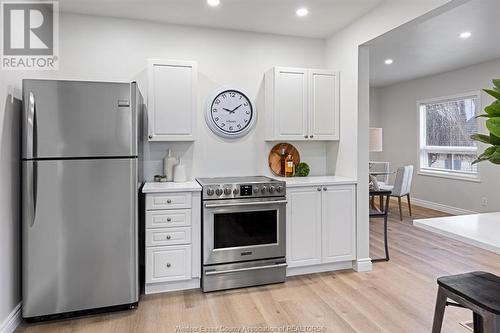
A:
22,80,137,159
22,158,138,318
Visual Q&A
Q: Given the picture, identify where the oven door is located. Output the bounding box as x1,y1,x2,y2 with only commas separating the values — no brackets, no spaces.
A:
203,197,286,265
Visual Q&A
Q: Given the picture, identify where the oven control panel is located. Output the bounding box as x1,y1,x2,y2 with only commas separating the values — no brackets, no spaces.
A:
240,185,253,196
201,182,286,200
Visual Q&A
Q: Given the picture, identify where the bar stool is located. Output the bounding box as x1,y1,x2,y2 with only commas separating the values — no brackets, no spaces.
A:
432,271,500,332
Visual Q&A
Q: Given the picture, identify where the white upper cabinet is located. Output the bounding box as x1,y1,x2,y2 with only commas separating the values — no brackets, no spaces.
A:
310,70,339,140
147,59,198,141
265,67,339,141
273,67,308,140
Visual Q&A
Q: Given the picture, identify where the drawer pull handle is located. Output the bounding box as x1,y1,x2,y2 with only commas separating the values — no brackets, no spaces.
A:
167,199,172,204
166,217,172,222
166,263,171,268
166,235,171,240
323,187,327,191
317,187,321,191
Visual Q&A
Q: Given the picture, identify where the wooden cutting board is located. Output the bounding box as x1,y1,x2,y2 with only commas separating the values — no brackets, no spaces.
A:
268,143,300,176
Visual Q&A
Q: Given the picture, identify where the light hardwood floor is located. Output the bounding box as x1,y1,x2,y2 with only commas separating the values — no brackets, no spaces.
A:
17,202,500,333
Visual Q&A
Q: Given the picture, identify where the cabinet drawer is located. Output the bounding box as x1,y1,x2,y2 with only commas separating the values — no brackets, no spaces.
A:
146,245,192,283
146,227,192,247
146,193,192,210
146,209,191,228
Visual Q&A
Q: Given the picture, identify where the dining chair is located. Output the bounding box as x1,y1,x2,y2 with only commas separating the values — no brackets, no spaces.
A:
380,165,413,221
369,161,390,185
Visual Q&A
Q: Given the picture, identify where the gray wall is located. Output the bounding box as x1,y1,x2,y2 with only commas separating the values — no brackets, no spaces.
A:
369,87,383,161
372,57,500,213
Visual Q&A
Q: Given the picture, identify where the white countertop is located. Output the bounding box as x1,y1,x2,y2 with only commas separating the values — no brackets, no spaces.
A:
142,181,201,193
276,175,358,188
414,212,500,255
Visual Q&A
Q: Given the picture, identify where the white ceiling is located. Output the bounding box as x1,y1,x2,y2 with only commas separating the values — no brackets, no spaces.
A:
369,0,500,87
59,0,385,39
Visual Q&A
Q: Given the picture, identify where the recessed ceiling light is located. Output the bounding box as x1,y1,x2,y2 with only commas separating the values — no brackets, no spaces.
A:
296,7,309,17
384,59,394,65
207,0,220,7
459,31,472,39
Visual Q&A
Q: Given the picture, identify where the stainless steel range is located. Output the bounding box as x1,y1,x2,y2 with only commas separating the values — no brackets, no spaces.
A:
196,176,287,292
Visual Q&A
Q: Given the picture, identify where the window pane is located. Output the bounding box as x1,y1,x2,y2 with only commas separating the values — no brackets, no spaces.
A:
426,153,477,173
452,153,478,173
425,97,478,147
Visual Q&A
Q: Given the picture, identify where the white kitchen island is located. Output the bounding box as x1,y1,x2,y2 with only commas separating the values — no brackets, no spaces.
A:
414,212,500,255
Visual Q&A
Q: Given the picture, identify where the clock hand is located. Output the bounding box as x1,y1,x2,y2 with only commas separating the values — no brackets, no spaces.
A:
222,108,233,113
231,104,243,112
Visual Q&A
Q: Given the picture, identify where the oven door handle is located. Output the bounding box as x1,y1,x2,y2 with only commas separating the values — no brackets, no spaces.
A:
204,200,287,209
205,263,288,276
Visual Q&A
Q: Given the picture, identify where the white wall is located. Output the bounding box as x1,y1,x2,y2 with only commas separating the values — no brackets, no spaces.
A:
55,14,329,180
375,57,500,213
325,0,451,269
0,13,327,326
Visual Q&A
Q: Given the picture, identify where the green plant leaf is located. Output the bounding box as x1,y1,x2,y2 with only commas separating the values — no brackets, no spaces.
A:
476,114,495,118
479,146,497,158
484,88,500,100
472,146,495,165
493,79,500,90
492,134,500,145
485,103,500,116
470,134,492,144
489,148,500,164
486,118,500,137
472,154,492,165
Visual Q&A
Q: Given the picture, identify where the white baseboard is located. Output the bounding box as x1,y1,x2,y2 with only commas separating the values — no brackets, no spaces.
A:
0,303,21,333
353,258,372,272
287,261,353,277
145,278,200,295
410,197,477,216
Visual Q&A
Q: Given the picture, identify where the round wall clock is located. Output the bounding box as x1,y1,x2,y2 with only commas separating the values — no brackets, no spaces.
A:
205,87,256,139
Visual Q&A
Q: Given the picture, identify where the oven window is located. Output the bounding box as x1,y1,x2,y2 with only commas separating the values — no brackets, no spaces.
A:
214,210,277,248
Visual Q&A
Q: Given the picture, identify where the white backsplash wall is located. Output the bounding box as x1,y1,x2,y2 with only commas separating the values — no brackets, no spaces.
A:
144,141,328,180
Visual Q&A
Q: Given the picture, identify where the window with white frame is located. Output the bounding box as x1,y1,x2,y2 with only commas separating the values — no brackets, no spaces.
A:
418,93,480,180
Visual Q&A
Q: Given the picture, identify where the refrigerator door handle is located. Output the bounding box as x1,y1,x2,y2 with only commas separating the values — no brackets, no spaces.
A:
27,91,37,158
26,161,38,227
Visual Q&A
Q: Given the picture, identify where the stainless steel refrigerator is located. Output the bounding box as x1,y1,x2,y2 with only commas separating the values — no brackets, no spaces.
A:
21,79,142,320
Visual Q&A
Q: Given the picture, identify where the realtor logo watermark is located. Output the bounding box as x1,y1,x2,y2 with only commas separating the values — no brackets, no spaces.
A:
1,1,59,70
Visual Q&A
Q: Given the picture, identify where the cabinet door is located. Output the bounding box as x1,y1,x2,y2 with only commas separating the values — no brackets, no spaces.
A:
321,185,356,262
309,70,339,140
148,59,197,141
274,67,308,140
286,187,322,267
146,245,192,283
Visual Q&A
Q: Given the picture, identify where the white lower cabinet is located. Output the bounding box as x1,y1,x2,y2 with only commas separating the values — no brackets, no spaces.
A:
286,184,356,273
287,188,322,267
146,245,192,283
321,185,356,263
144,189,201,294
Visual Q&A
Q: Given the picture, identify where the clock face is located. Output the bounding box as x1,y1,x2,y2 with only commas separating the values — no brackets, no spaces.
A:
206,88,256,138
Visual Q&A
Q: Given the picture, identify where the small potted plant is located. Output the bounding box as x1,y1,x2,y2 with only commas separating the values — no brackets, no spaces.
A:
471,79,500,164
